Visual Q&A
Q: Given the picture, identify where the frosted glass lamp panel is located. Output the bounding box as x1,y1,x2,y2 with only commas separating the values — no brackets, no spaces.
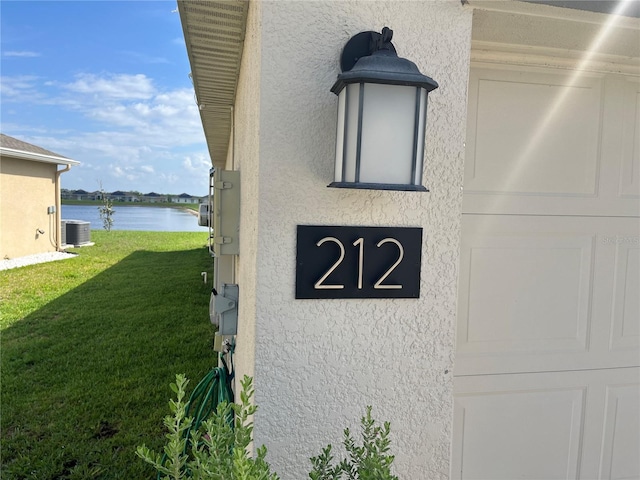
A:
334,88,346,182
414,88,427,186
360,83,416,185
342,83,361,183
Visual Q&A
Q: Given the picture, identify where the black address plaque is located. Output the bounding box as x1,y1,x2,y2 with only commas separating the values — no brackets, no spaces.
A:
296,225,422,299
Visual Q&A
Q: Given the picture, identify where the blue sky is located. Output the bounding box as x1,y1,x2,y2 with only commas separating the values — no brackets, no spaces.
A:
1,1,209,195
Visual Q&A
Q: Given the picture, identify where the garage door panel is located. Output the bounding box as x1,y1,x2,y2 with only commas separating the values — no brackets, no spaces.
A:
466,68,601,197
453,368,640,480
611,243,640,352
457,215,640,376
458,233,592,355
619,80,640,199
453,389,584,480
600,383,640,480
453,372,587,480
463,67,640,217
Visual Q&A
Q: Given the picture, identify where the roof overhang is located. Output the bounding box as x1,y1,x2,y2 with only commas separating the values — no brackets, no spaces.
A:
178,0,249,168
179,0,637,170
0,147,80,167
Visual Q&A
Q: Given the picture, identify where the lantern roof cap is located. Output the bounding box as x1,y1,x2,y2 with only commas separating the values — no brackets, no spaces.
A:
331,27,439,94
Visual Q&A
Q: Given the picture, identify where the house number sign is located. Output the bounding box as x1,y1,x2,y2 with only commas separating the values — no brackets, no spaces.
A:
296,225,422,299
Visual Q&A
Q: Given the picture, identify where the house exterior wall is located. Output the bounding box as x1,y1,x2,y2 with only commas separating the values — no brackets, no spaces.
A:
174,197,199,204
1,156,58,258
230,1,473,478
233,0,263,385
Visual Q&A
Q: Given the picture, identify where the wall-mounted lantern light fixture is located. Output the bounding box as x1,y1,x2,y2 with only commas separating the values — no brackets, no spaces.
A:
330,27,438,191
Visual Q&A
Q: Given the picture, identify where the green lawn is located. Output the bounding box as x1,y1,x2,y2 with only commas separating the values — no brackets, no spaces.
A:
1,231,215,479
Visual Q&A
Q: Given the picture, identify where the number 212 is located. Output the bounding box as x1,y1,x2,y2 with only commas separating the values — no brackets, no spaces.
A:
314,237,404,290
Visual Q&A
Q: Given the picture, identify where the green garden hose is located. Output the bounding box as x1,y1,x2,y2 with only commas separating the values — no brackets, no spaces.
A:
184,350,234,437
157,346,235,479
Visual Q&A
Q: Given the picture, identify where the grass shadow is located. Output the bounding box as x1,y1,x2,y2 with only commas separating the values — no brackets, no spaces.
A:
2,246,216,479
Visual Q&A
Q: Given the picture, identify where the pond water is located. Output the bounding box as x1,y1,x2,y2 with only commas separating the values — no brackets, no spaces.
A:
62,204,207,232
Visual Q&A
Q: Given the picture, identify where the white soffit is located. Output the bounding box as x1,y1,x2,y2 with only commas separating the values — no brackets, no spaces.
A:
178,0,248,168
467,0,640,72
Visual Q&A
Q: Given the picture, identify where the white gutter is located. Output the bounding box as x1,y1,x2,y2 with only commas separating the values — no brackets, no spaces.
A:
54,164,72,251
0,146,80,166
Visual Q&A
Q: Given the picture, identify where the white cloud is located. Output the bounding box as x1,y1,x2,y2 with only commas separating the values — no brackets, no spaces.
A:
58,77,202,146
63,73,156,100
0,75,43,101
90,105,148,128
110,164,138,182
3,51,41,58
3,71,209,194
111,165,128,177
163,173,180,184
182,155,210,173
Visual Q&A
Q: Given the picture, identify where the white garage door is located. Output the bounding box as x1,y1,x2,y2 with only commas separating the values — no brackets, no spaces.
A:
453,62,640,479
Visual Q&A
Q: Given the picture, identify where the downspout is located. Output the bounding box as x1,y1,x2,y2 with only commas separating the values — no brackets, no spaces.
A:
55,164,71,251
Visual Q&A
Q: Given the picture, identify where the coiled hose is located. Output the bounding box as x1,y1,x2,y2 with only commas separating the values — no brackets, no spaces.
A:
184,350,234,436
157,348,234,479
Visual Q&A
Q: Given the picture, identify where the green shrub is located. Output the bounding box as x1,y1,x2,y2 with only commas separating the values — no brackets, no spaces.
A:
98,187,115,231
309,407,398,480
138,375,398,480
136,374,278,480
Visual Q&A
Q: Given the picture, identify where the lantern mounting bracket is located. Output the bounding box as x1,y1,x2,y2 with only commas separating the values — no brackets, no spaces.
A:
340,27,397,73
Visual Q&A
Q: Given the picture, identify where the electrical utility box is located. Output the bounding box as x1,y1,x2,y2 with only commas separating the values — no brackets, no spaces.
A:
211,283,238,335
212,169,240,256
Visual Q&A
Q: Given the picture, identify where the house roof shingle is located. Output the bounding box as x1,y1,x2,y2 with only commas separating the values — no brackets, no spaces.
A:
1,134,69,159
0,133,79,165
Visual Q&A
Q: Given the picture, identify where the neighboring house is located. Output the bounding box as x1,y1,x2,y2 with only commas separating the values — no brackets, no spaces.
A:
179,1,639,479
171,193,199,204
72,189,90,200
62,189,100,201
108,190,139,202
0,133,79,258
141,192,167,203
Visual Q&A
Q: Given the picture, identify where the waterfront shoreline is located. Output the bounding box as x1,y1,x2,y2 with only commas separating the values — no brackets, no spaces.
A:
62,200,199,212
182,207,198,216
61,204,206,232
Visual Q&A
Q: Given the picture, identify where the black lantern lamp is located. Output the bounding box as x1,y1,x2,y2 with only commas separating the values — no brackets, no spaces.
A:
329,27,438,191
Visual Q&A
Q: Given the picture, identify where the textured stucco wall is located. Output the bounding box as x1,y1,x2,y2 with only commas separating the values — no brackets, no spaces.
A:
235,1,472,478
233,0,263,384
0,157,57,258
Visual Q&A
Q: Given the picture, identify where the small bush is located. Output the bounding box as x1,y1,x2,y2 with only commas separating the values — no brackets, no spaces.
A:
309,407,398,480
138,375,398,480
98,187,115,231
136,374,279,480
